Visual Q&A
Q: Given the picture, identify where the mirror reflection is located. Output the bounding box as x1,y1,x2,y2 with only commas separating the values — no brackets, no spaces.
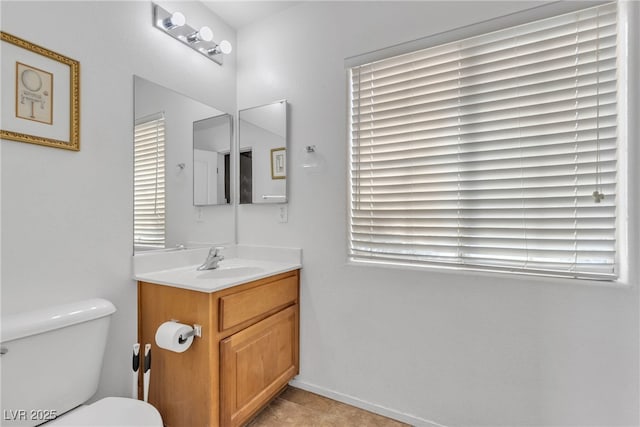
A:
238,100,287,204
193,115,232,206
133,76,232,253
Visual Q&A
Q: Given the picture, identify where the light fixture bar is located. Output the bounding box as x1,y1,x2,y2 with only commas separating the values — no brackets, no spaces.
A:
152,3,231,66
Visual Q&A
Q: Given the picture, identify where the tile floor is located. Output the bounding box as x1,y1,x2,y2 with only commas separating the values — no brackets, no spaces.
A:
246,386,410,427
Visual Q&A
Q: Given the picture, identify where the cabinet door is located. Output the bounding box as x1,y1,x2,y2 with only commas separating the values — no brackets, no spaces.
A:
220,304,298,427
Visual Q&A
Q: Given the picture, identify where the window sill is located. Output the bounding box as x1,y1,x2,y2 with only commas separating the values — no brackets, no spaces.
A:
346,257,630,289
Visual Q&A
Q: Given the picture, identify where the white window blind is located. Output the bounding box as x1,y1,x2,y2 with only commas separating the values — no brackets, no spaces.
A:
134,114,166,249
349,3,617,280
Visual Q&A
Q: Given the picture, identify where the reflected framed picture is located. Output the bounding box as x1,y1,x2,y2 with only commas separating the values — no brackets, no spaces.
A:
271,147,286,180
0,31,80,151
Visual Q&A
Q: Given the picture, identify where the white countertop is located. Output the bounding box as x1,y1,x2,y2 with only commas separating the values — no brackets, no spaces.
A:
133,245,302,293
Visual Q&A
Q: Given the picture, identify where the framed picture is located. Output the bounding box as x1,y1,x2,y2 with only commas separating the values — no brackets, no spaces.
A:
1,32,80,151
271,147,286,180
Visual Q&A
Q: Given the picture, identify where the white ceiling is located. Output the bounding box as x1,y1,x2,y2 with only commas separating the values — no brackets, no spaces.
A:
201,1,301,30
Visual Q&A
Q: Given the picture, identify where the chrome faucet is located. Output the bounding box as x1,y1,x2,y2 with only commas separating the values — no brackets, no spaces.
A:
197,247,224,271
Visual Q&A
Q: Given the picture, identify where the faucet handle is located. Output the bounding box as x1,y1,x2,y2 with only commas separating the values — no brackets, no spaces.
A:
205,246,224,259
197,247,225,271
214,246,224,256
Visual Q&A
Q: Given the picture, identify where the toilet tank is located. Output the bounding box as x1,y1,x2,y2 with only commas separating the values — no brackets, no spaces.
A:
0,298,116,427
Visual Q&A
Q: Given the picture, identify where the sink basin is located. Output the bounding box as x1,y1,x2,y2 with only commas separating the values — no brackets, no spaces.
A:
196,266,265,279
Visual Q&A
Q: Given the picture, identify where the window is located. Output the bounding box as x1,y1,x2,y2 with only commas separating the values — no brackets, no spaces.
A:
349,3,618,280
134,114,166,250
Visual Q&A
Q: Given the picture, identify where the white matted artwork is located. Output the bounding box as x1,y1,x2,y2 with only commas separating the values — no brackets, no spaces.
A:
271,147,286,179
16,62,53,124
0,32,79,150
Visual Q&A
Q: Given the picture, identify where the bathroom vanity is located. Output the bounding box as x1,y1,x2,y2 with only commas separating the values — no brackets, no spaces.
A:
135,247,301,427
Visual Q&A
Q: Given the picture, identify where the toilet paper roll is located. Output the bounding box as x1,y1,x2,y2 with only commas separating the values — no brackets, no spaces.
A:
155,321,194,353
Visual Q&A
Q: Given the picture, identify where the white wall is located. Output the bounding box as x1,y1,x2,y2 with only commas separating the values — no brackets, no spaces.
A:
236,2,640,426
0,0,236,400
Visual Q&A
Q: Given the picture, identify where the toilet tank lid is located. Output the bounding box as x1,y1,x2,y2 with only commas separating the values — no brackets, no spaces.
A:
1,298,116,343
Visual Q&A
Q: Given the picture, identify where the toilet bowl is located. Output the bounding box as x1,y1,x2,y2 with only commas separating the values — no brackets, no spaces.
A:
47,397,161,426
0,298,163,427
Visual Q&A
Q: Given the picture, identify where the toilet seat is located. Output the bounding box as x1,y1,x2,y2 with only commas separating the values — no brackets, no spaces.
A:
48,397,162,426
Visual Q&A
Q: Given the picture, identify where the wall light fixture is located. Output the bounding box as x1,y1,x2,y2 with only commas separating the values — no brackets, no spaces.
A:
152,3,232,65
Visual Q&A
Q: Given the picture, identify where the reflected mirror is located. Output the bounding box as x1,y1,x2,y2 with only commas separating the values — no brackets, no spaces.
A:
133,76,232,253
238,100,287,204
193,115,232,206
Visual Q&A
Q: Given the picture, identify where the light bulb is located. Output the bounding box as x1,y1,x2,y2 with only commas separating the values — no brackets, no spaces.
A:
219,40,232,55
163,11,185,29
187,26,213,43
198,26,213,42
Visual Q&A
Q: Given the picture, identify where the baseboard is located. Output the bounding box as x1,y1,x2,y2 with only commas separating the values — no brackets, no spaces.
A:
288,378,446,427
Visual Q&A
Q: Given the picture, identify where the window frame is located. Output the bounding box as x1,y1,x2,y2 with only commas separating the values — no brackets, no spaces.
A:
345,1,630,284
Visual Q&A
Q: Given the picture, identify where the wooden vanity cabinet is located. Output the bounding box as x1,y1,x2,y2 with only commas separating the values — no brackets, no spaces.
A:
138,269,300,427
220,305,298,426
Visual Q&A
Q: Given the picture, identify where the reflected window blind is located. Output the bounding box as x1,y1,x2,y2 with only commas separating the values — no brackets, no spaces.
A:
134,114,166,249
349,3,617,280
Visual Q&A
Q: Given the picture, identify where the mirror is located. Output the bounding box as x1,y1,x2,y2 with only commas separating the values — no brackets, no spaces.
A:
133,76,232,253
193,115,232,206
238,100,287,204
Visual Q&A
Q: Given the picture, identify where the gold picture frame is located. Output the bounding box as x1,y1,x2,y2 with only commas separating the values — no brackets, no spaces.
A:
271,147,286,179
1,31,80,151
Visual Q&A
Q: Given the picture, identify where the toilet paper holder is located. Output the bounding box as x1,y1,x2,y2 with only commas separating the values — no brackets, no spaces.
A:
169,319,202,344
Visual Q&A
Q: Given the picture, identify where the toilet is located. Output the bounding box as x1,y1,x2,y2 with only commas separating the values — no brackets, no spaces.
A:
0,298,162,427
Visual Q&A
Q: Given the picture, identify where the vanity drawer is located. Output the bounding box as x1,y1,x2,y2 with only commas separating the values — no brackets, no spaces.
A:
219,273,298,331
